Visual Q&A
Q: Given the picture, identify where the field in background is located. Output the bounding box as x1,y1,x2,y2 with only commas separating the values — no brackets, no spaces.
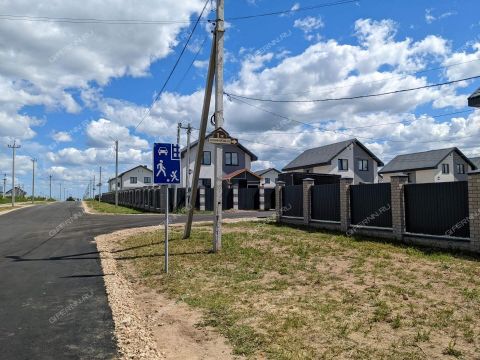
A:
115,221,480,359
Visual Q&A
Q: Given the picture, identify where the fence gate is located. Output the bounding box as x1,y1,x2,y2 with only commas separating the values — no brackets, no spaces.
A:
238,187,259,210
264,189,276,210
404,181,470,238
350,183,392,228
311,183,340,222
282,185,303,217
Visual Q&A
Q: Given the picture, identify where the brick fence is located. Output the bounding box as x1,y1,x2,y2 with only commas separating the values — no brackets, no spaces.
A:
277,172,480,254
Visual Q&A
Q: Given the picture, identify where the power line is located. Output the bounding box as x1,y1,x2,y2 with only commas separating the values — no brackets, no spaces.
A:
0,0,359,25
225,74,480,103
133,0,210,132
174,35,209,92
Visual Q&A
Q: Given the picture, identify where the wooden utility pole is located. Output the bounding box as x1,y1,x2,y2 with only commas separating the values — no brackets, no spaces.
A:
213,0,225,252
99,166,102,202
174,123,181,211
183,33,217,239
8,140,21,207
185,123,192,207
31,158,37,203
3,173,6,199
115,140,119,207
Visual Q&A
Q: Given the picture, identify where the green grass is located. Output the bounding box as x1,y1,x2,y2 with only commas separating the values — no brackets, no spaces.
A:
85,200,145,214
115,221,480,359
0,196,54,204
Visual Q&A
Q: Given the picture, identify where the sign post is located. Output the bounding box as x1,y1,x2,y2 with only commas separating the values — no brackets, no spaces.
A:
153,143,181,273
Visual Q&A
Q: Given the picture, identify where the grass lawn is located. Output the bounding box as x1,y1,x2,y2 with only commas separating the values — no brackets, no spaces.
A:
85,200,145,214
116,221,480,359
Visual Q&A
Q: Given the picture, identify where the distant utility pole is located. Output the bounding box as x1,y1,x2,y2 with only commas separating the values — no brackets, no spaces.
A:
115,140,119,207
179,123,192,207
213,0,225,252
64,187,66,200
174,123,181,211
49,175,52,200
31,158,37,204
93,175,96,200
2,173,6,199
8,140,21,207
59,182,62,201
99,166,102,202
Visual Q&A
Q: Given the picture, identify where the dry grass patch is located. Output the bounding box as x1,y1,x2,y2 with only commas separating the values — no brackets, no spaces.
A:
115,220,480,359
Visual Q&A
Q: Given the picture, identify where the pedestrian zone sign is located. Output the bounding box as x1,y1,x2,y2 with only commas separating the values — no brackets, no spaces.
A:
153,143,181,185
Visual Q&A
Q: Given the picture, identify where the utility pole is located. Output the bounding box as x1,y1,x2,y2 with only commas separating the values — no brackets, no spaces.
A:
8,140,21,207
64,187,66,200
115,140,119,207
59,182,62,201
183,31,217,239
2,173,6,199
213,0,225,252
49,175,52,200
31,158,37,204
99,166,102,202
173,123,181,212
93,175,96,200
179,123,192,207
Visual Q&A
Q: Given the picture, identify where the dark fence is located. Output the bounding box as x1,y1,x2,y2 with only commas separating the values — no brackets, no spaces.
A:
223,188,233,210
264,188,276,210
283,185,303,217
405,181,470,238
311,183,340,222
239,187,259,210
350,183,392,228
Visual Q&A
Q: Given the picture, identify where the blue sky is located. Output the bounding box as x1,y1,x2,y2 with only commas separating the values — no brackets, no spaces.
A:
0,0,479,199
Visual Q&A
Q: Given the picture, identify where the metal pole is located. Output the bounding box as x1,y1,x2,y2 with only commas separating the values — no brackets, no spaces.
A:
213,0,225,252
183,33,217,239
31,158,36,204
115,140,119,207
59,183,62,201
99,166,102,202
3,173,6,199
8,140,21,207
93,175,96,200
49,175,52,200
173,123,181,212
164,185,169,273
186,123,192,207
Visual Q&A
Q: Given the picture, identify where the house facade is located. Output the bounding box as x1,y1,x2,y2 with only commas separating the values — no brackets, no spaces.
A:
254,168,281,188
181,129,258,188
6,187,27,197
108,165,153,192
282,139,383,184
379,148,476,184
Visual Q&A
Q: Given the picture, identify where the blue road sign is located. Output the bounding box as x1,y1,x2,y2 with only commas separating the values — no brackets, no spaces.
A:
153,143,181,185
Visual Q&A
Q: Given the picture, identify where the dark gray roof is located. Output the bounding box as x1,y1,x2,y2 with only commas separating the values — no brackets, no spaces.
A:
379,148,476,174
282,139,383,171
471,157,480,169
468,87,480,107
254,168,281,176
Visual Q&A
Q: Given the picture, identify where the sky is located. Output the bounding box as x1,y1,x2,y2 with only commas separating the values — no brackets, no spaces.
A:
1,0,480,199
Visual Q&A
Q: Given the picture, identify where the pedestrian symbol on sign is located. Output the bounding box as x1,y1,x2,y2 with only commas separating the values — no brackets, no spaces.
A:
153,143,181,185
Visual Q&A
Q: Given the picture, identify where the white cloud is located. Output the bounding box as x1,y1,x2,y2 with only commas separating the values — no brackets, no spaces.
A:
425,8,457,24
85,119,149,149
52,131,73,143
294,16,324,35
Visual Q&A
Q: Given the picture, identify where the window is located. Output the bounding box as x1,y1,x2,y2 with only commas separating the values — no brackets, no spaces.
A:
265,178,271,184
442,164,450,174
456,164,465,174
225,152,239,166
358,159,369,171
338,159,348,171
201,151,211,165
144,177,151,184
130,177,137,184
198,178,211,188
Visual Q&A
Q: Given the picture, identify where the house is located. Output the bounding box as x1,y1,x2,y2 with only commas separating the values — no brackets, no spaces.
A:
379,148,477,184
108,165,153,192
181,129,258,188
6,187,27,197
254,168,281,188
468,87,480,107
282,139,384,184
223,169,262,188
470,157,480,170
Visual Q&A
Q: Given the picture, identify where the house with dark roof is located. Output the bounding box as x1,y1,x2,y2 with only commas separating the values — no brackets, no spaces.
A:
181,128,258,188
5,186,27,197
254,168,281,188
379,148,477,184
468,87,480,107
108,165,153,192
282,139,384,184
469,157,480,170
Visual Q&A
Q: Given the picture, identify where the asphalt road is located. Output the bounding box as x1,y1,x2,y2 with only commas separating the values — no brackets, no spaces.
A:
0,201,272,359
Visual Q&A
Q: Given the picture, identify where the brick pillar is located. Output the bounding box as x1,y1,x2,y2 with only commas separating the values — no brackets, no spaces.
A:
468,171,480,252
340,178,353,233
233,184,239,210
275,181,286,222
259,186,265,211
199,186,206,211
391,175,409,240
302,178,315,225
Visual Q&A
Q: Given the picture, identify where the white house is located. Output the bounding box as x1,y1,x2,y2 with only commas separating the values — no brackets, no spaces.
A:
181,129,258,188
282,139,384,184
108,165,153,192
379,148,477,184
254,168,281,188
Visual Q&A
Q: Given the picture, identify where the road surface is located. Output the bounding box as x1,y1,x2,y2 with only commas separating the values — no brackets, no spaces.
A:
0,201,272,359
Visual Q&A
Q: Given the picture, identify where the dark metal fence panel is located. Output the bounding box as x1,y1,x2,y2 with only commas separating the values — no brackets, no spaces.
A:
311,184,340,222
283,185,303,217
350,183,392,228
223,188,233,210
264,189,275,210
238,188,259,210
405,181,470,238
205,188,214,211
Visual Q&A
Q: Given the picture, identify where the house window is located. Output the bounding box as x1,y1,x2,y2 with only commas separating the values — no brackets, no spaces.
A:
144,177,151,184
456,164,465,174
265,178,271,184
130,177,137,184
358,159,369,171
338,159,348,171
225,152,239,166
198,178,211,188
442,164,450,174
201,151,211,165
407,173,413,183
